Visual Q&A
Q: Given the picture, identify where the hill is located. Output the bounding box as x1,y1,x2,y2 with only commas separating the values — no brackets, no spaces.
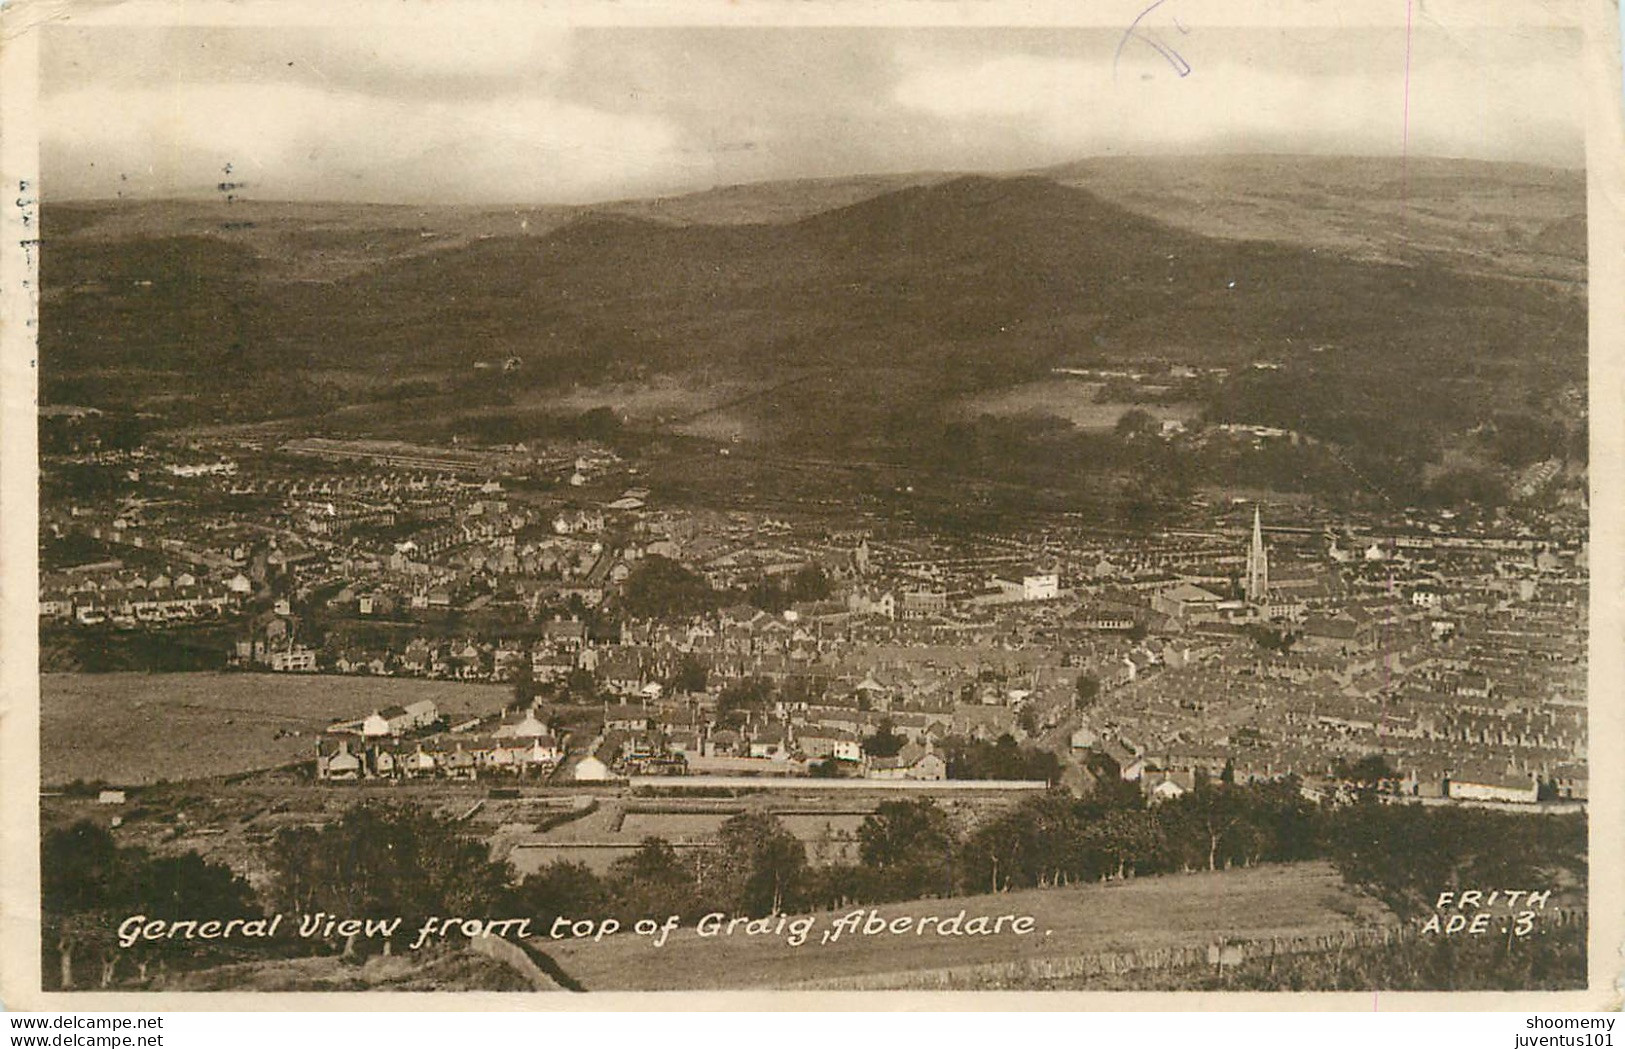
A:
1038,155,1587,284
537,860,1395,991
40,159,1586,486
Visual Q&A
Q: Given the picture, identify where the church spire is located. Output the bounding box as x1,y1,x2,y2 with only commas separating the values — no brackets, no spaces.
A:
1246,505,1270,604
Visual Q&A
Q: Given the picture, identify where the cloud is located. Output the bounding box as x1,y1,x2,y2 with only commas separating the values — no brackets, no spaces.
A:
889,31,1583,167
894,52,1101,119
38,24,1583,203
43,82,689,203
310,24,574,81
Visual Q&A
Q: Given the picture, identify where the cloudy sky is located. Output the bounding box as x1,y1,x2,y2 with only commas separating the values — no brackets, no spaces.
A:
40,14,1584,204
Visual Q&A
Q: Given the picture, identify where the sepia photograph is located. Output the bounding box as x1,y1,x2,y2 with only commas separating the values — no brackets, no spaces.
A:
3,0,1616,1006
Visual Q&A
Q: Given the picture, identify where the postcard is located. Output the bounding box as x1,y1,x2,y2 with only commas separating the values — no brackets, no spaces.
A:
1,0,1619,1011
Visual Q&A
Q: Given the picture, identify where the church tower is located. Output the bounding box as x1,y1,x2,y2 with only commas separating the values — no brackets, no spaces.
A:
1246,506,1270,604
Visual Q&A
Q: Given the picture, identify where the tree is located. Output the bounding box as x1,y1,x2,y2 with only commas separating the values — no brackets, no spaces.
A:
669,654,709,694
564,667,597,701
607,837,701,920
707,813,807,916
1082,809,1164,880
1074,672,1101,710
43,822,258,989
1320,803,1584,922
1162,783,1248,871
1337,754,1397,793
861,720,907,759
942,733,1061,783
267,805,514,953
717,677,775,723
621,555,717,620
788,564,832,602
857,799,958,899
517,861,609,925
509,656,537,710
961,790,1088,892
1115,408,1157,439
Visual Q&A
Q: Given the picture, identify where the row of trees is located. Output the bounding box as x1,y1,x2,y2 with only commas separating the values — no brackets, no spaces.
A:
45,785,1585,989
43,823,259,990
514,784,1584,923
621,555,833,621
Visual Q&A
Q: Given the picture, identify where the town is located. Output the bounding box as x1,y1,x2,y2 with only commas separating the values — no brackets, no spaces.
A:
40,413,1588,808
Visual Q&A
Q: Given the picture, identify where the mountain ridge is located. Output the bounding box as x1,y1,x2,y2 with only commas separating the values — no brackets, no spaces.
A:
40,158,1586,480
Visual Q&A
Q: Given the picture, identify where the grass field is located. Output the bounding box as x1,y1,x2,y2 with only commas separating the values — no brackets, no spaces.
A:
955,379,1198,431
539,861,1393,991
509,804,871,875
39,672,509,786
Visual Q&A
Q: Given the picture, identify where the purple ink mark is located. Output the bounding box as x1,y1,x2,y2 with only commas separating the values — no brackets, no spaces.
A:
1115,0,1193,79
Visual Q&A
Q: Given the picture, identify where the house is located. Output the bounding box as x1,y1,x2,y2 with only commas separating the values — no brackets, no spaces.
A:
317,738,364,781
532,650,578,683
847,588,897,620
604,704,651,733
900,590,949,619
438,744,479,780
991,566,1060,602
705,728,743,757
867,741,947,781
401,640,435,674
362,706,416,738
1074,604,1138,632
1069,723,1099,751
1447,768,1539,804
400,746,439,778
799,728,863,763
572,754,613,782
1100,739,1145,781
1550,764,1587,801
495,710,552,739
268,645,318,673
490,736,564,769
542,617,588,649
1147,777,1188,803
1151,582,1225,622
1298,612,1376,653
747,722,792,761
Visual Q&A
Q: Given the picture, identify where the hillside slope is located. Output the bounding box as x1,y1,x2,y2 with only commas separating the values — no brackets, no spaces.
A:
40,161,1586,467
539,860,1394,991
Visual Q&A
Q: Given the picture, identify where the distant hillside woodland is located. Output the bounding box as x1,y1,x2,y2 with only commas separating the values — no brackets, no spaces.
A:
42,158,1586,512
44,784,1585,991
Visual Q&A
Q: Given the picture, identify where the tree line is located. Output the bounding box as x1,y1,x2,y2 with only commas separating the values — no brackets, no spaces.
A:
43,782,1584,989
